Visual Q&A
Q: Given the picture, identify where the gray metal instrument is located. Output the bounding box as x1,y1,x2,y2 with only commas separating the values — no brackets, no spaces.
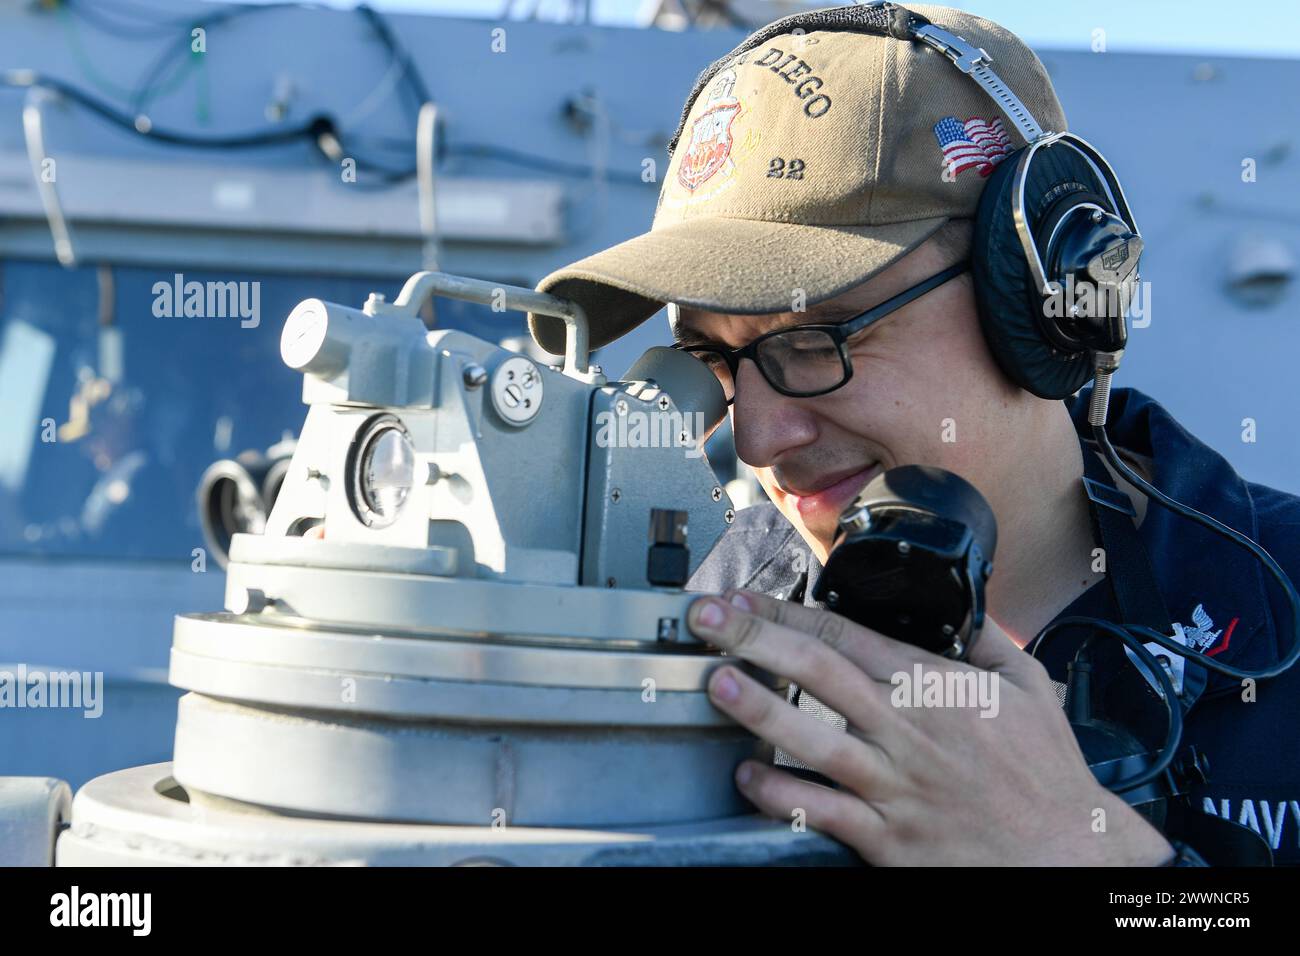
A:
42,271,856,866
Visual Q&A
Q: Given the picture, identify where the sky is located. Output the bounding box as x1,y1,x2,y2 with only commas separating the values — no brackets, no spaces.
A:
252,0,1300,59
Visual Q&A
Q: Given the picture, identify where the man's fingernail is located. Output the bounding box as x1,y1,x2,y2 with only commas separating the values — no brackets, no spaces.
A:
736,762,753,787
694,599,726,629
711,668,740,702
729,592,752,612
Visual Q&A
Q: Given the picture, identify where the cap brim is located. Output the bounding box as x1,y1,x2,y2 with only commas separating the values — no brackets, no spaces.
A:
528,215,948,357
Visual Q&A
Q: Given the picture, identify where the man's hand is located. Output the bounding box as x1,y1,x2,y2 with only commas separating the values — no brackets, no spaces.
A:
687,589,1176,866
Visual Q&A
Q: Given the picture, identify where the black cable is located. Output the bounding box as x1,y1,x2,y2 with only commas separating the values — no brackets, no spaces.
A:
89,0,437,175
4,69,651,187
125,2,331,120
1092,423,1300,681
22,0,420,176
1027,412,1300,799
4,69,414,190
1032,616,1183,794
118,1,431,137
4,69,311,147
13,0,663,191
354,3,433,113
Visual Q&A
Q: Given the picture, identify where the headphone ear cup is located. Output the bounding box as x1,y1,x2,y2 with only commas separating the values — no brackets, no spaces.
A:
972,148,1096,401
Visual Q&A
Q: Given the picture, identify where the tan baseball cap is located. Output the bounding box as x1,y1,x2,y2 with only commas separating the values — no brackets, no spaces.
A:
527,2,1067,357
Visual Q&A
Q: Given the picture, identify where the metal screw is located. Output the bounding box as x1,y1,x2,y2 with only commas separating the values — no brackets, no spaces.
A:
711,486,723,501
1091,209,1105,223
657,395,670,411
897,541,911,556
615,399,629,416
724,508,735,523
463,364,488,388
610,488,622,503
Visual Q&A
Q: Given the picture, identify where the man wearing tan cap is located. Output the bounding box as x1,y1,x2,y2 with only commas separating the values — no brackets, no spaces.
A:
529,3,1300,866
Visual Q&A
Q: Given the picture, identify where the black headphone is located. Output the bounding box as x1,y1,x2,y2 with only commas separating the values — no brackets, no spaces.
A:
964,53,1143,402
666,1,1145,404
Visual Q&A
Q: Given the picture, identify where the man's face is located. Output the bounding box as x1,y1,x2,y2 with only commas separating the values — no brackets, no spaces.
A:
674,235,1023,564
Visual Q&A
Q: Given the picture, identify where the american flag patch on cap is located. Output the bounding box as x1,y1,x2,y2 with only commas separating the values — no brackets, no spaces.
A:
933,115,1013,178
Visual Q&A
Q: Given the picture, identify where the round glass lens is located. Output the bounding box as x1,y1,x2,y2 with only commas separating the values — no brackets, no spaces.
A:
360,426,415,525
757,328,845,395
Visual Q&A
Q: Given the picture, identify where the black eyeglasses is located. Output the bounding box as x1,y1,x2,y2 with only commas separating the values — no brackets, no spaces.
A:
672,259,971,404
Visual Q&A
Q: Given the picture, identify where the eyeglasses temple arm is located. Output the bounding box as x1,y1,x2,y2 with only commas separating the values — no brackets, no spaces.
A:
839,258,972,337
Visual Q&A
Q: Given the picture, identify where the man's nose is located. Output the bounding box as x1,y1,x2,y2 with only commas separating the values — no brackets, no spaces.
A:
730,358,820,468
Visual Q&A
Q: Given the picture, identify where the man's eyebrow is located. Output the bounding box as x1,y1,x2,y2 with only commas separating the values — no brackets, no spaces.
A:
671,301,869,347
670,313,728,347
671,326,720,347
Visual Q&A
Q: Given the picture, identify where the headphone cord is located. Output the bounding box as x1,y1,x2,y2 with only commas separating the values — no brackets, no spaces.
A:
1090,420,1300,682
1036,617,1184,793
1031,384,1300,795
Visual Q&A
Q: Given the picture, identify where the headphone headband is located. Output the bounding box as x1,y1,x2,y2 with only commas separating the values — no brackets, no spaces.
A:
910,22,1046,142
